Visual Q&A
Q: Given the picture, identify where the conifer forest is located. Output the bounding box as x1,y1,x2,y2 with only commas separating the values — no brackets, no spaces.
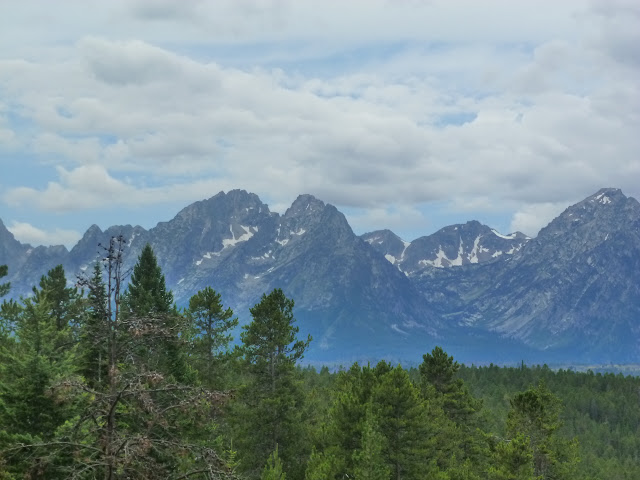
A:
0,238,638,479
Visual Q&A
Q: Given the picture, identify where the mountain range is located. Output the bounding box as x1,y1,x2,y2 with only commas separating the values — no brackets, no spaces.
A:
1,187,638,364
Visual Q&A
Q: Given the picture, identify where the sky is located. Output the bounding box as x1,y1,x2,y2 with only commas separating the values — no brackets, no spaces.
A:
0,0,639,248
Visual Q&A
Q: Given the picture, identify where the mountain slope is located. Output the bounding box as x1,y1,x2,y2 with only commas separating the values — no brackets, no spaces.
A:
474,188,640,361
362,221,529,275
1,188,638,363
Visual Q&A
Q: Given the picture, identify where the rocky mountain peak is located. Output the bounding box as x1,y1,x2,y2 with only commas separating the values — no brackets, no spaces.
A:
536,188,639,251
364,220,530,275
0,219,27,260
284,194,326,219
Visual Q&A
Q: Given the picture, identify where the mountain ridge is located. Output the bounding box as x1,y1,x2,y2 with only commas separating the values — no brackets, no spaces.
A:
1,188,638,363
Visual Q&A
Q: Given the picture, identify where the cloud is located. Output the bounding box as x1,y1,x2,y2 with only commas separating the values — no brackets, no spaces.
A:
509,202,569,237
3,164,239,213
0,0,638,246
7,221,81,248
345,205,430,239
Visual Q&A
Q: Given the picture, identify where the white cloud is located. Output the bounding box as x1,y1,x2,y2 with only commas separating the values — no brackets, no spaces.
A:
7,221,81,248
345,205,430,240
0,0,638,245
509,202,569,237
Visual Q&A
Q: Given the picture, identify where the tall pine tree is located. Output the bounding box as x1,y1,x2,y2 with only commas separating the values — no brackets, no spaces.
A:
123,243,187,380
187,286,238,389
235,288,311,478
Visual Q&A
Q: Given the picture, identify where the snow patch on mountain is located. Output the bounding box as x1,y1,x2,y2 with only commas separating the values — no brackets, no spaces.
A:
491,229,517,240
595,192,612,205
195,250,222,266
128,233,139,247
223,225,255,248
468,236,482,264
419,247,449,268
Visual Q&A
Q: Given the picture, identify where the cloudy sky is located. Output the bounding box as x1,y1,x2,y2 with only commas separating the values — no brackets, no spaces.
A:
1,0,638,248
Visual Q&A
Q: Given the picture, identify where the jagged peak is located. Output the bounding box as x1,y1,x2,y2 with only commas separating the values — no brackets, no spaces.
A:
86,224,103,235
362,229,403,240
284,194,326,218
175,189,271,222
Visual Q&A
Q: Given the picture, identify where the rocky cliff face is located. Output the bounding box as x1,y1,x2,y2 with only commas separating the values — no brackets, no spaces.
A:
1,188,638,363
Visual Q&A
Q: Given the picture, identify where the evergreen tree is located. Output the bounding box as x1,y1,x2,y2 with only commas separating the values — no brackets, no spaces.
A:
304,447,338,480
506,381,579,479
261,447,286,480
78,262,109,387
123,243,173,315
187,286,238,388
32,264,83,334
0,265,9,298
420,347,486,472
420,346,482,425
488,434,536,480
372,364,441,480
352,406,390,480
235,288,311,478
0,295,76,441
123,243,187,380
327,362,377,475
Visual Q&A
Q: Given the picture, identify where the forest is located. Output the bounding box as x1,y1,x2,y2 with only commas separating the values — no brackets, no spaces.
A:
0,237,639,479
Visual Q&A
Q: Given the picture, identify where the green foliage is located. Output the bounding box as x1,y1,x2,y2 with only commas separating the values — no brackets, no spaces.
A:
0,265,9,298
507,381,579,479
352,406,390,480
420,346,482,425
32,264,83,334
488,434,535,480
304,447,338,480
372,364,440,480
261,446,286,480
123,243,173,316
187,286,238,388
0,294,76,446
420,347,487,473
2,256,638,480
234,288,311,478
77,262,109,387
123,243,189,381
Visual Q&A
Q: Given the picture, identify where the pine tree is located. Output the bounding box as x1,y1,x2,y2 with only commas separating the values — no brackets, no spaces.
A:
488,434,536,480
32,264,83,334
352,406,390,480
261,447,286,480
0,265,9,298
419,346,482,425
304,447,338,480
187,286,238,388
506,381,580,479
420,347,486,472
327,362,377,476
123,243,172,316
0,295,76,441
78,262,109,387
19,236,239,479
235,288,311,478
123,243,187,380
372,364,441,480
